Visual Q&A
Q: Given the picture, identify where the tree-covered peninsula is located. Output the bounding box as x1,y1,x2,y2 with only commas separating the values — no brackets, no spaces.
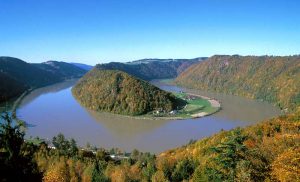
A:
72,68,186,116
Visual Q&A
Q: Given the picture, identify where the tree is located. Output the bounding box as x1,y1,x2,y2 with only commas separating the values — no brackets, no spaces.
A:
92,160,109,182
171,158,196,181
152,171,168,182
52,133,78,157
0,112,41,181
207,128,248,181
142,162,156,181
43,157,70,182
271,148,300,181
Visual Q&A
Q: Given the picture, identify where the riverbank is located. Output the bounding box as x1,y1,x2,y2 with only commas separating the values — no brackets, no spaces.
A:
127,92,221,120
161,92,220,119
15,79,281,153
11,89,33,118
80,92,221,121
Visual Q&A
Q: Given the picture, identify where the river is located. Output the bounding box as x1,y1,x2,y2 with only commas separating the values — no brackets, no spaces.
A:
15,79,281,153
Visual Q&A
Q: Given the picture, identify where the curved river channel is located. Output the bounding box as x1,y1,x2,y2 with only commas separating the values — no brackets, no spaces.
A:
15,80,281,153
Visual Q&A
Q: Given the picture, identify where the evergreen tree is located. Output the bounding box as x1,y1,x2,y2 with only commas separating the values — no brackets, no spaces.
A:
208,128,248,181
0,112,41,181
91,160,110,182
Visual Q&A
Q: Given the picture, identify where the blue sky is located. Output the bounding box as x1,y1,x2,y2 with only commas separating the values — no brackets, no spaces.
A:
0,0,299,64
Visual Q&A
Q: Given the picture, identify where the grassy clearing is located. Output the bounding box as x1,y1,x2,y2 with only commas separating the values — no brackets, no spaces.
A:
146,92,220,119
159,78,175,84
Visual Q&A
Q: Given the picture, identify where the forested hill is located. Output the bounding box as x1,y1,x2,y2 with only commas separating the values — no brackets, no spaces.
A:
34,61,87,79
0,57,87,103
156,107,300,181
70,62,93,71
176,55,300,111
0,57,62,87
0,72,28,103
72,68,185,115
96,58,204,80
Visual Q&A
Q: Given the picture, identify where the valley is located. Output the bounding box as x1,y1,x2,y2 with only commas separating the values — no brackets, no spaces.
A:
1,1,299,180
0,55,298,181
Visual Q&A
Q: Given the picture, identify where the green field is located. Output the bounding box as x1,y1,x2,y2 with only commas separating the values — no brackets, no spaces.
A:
146,92,220,119
159,78,175,84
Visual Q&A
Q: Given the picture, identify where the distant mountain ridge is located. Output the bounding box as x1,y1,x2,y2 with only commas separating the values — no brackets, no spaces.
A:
0,57,87,103
34,61,87,79
176,55,300,111
70,62,93,71
96,58,205,80
125,57,207,65
0,57,62,88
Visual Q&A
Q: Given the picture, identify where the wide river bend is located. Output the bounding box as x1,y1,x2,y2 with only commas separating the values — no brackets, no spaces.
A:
15,80,281,153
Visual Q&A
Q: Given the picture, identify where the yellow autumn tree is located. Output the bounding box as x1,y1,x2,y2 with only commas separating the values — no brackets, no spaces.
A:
43,157,70,182
271,147,300,182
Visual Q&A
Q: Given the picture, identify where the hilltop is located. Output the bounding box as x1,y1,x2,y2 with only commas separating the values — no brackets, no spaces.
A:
176,55,300,111
72,68,186,116
96,58,204,80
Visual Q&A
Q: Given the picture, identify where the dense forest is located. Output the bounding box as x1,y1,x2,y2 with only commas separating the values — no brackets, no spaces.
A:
33,61,87,79
72,68,185,115
0,72,27,103
96,58,203,80
0,57,87,103
1,107,299,181
176,55,300,111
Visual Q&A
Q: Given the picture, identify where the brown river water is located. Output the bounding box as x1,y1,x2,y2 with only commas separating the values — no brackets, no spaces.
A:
14,79,281,153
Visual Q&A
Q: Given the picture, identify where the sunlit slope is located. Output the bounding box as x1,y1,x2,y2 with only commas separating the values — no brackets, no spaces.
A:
176,55,300,111
157,107,300,181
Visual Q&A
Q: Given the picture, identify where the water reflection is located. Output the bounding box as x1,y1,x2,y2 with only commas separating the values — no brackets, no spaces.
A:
19,80,77,108
87,111,170,140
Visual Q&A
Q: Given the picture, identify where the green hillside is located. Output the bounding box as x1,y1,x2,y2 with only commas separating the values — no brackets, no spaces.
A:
96,58,203,80
176,55,300,111
72,68,185,115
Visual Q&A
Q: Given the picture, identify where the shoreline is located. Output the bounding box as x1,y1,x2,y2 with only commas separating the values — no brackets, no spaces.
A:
10,79,221,121
7,78,80,120
91,92,222,121
11,89,33,118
